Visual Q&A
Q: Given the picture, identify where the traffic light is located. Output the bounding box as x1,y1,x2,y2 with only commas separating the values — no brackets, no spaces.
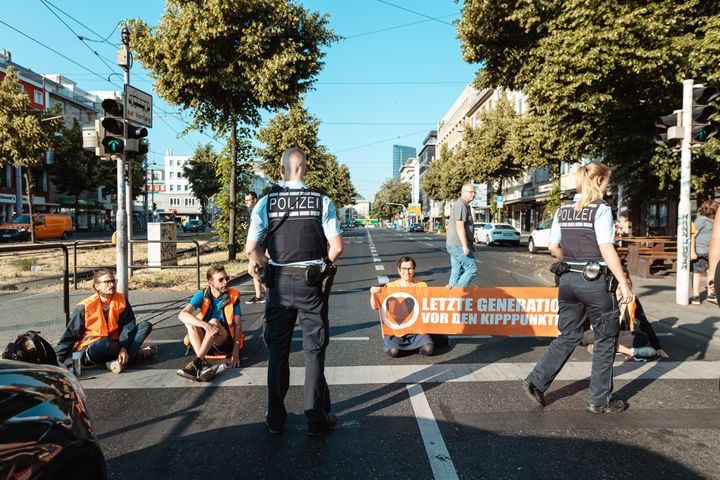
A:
654,110,682,150
125,124,149,156
101,98,124,155
691,85,719,144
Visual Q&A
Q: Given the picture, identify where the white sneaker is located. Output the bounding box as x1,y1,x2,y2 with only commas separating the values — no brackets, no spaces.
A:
106,360,124,374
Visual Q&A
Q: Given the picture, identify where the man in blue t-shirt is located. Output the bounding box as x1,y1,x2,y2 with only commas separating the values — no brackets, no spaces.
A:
177,265,243,381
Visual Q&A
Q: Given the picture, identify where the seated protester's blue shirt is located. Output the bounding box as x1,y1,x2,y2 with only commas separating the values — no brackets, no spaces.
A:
188,291,242,328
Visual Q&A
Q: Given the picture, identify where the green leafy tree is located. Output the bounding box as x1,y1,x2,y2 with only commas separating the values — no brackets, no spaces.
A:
256,102,355,207
457,0,720,201
422,143,466,203
183,144,222,223
94,146,147,200
49,119,100,226
214,136,254,248
371,178,411,220
0,67,63,241
129,0,339,259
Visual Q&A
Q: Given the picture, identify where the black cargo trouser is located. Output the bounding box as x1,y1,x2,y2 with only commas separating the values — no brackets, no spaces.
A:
263,270,331,428
527,271,620,407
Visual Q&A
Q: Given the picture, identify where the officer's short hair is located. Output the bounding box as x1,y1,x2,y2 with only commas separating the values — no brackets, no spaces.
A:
245,191,258,200
281,147,306,164
206,264,226,281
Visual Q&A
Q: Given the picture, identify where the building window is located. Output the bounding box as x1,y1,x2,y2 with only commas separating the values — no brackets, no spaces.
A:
169,185,174,192
169,160,174,167
34,90,43,105
169,172,175,179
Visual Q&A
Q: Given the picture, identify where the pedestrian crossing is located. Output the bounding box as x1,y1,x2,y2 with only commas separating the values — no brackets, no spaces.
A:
78,360,720,390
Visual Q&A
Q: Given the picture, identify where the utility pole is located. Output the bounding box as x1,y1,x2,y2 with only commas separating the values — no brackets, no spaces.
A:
114,25,130,297
675,79,693,305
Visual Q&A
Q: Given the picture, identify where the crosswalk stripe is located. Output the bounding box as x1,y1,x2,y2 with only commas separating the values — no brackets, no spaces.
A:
78,361,720,390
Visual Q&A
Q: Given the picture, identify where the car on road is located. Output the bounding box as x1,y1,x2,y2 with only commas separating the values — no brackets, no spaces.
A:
406,223,424,233
528,220,553,253
0,359,107,480
473,223,488,243
182,220,205,233
475,223,521,246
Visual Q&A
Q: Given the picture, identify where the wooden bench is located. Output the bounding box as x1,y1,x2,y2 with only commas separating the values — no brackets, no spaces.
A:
621,238,677,278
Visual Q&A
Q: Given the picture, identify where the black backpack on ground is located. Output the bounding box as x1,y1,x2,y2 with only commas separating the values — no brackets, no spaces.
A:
2,331,59,366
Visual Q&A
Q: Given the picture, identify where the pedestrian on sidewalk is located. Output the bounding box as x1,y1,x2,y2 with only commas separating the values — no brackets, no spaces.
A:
370,256,447,358
246,147,344,436
177,264,244,382
55,269,157,374
446,183,477,287
243,191,266,305
690,200,719,304
522,162,633,414
707,206,720,307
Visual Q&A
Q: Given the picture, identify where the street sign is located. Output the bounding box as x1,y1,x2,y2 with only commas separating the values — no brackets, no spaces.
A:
125,85,153,128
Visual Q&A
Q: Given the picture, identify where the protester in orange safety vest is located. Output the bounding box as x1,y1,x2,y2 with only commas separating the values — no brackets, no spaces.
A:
177,264,244,382
56,269,157,374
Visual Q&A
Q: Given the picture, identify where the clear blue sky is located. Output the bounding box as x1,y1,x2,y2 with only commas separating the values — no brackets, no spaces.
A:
1,0,478,201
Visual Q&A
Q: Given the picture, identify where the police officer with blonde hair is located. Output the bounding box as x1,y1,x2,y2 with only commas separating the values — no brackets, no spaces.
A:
246,147,344,436
522,162,633,413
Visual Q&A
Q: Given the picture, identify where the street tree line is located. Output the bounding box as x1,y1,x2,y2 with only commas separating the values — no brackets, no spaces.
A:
0,68,146,240
418,1,720,221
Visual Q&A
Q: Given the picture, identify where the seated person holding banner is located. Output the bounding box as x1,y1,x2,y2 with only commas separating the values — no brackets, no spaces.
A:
370,256,446,357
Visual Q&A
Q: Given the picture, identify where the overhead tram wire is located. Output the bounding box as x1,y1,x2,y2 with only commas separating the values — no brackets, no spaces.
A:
0,19,209,153
373,0,456,26
40,0,120,47
336,128,430,153
345,13,459,39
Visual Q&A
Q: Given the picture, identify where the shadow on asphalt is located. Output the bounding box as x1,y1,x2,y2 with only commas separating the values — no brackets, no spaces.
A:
103,416,706,480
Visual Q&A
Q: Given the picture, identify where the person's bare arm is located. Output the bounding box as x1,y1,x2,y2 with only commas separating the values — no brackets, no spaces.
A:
548,243,563,260
707,209,720,291
456,220,470,255
178,304,218,335
599,243,633,304
328,235,344,263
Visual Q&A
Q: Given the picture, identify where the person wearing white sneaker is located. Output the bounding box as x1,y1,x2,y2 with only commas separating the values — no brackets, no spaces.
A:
55,269,155,374
178,265,244,381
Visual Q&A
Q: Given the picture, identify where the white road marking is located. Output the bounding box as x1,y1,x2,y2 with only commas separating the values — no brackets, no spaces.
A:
79,361,720,389
425,242,434,247
375,265,385,271
407,384,459,480
292,336,369,341
655,333,675,336
377,275,390,284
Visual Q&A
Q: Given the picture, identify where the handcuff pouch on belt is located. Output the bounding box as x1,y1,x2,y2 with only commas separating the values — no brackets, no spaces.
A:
259,265,274,289
550,260,618,292
304,259,337,297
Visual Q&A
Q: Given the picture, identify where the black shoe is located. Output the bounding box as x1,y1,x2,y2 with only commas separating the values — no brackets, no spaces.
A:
265,419,283,434
308,414,337,437
586,399,627,414
521,379,546,407
177,357,202,381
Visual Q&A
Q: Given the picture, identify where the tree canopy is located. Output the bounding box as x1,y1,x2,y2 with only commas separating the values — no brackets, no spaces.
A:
457,0,720,201
256,102,355,207
183,143,222,223
372,178,411,220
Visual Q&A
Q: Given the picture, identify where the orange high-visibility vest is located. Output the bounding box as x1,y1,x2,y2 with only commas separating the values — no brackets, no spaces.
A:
75,292,126,350
197,288,241,339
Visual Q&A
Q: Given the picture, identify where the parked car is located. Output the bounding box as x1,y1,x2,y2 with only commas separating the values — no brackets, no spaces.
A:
475,223,521,246
406,223,424,233
182,220,205,233
528,220,553,253
0,214,72,242
0,359,107,480
473,223,488,243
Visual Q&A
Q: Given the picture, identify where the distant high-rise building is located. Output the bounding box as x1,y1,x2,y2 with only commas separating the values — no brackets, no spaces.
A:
392,145,416,179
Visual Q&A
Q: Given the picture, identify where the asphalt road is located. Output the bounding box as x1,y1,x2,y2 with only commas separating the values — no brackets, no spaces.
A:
20,228,720,479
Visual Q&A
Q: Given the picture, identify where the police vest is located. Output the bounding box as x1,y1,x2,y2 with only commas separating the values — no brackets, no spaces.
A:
75,292,126,350
556,199,606,263
265,186,328,264
196,287,241,339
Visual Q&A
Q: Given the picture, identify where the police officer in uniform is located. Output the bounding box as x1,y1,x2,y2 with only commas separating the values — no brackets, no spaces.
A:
246,147,344,436
522,162,634,413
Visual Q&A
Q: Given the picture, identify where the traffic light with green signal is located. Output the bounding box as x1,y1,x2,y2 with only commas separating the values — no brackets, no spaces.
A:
101,98,124,155
691,85,719,144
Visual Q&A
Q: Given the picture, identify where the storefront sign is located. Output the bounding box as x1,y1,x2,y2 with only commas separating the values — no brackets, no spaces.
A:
0,193,16,204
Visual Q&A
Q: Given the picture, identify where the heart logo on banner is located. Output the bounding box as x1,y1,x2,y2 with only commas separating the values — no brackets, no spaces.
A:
381,292,419,330
385,297,415,325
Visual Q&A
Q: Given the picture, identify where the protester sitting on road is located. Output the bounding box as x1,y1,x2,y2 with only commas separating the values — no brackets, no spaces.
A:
177,264,243,382
370,256,447,357
582,270,669,360
690,200,719,304
56,269,157,374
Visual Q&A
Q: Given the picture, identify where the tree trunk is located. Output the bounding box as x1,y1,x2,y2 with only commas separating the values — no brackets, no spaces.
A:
228,120,238,260
23,169,35,243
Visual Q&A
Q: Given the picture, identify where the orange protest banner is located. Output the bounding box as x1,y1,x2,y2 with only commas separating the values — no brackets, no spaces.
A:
375,286,560,337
